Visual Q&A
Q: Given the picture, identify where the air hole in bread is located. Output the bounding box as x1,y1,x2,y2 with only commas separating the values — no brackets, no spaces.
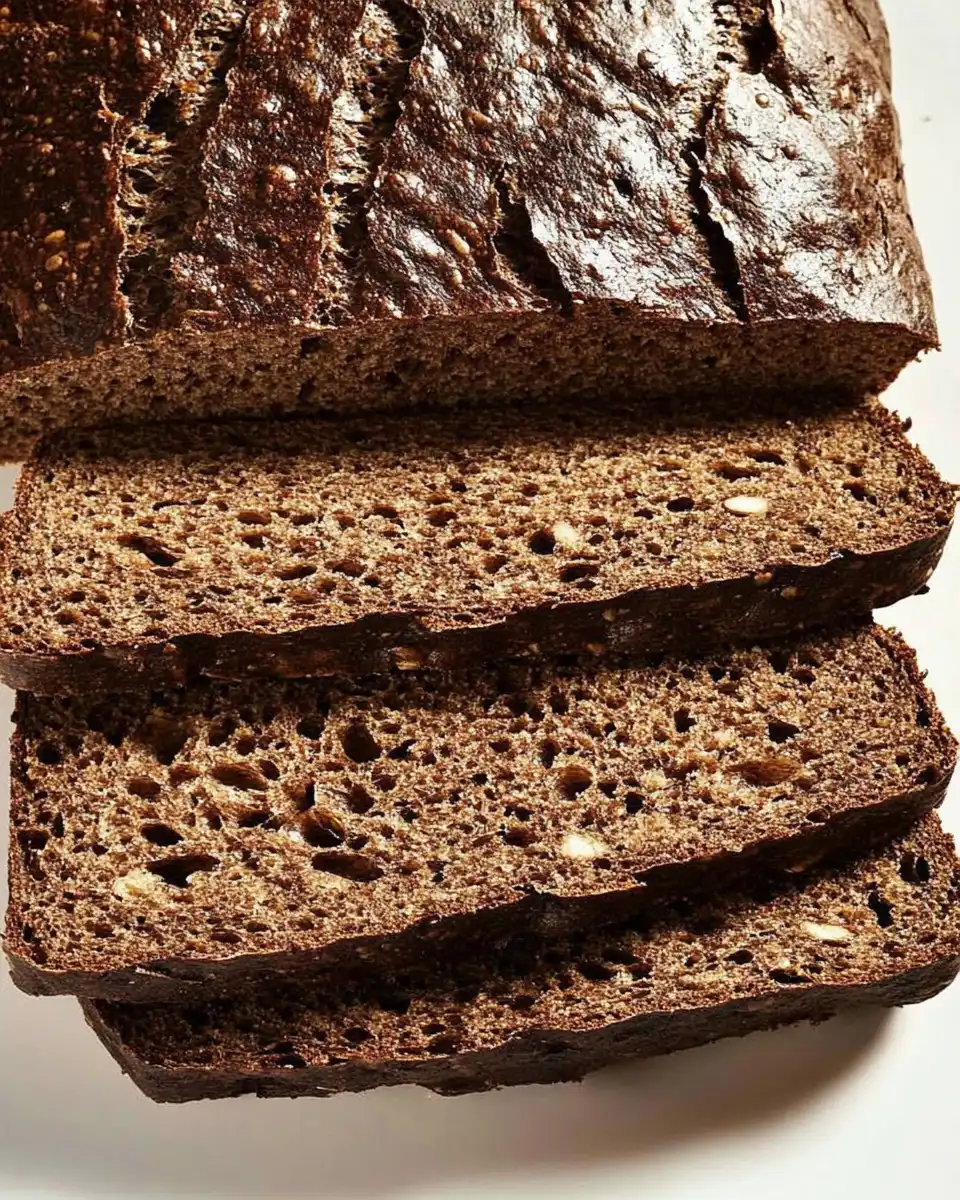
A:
211,762,268,791
899,853,932,884
117,533,179,568
127,776,162,799
540,739,560,769
148,853,219,888
140,715,191,764
867,891,895,928
301,810,347,848
312,852,384,881
674,707,696,733
769,967,810,985
140,823,183,846
427,1034,461,1055
577,960,615,982
558,764,592,799
767,721,800,743
559,562,598,583
528,529,556,555
36,741,62,766
339,722,381,764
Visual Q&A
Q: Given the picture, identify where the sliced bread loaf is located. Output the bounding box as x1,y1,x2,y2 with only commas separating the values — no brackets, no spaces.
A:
0,2,934,456
7,624,954,1002
82,816,960,1102
0,397,952,695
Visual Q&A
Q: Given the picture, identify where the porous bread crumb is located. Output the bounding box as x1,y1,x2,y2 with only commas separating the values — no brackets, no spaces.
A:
0,396,952,694
82,817,960,1102
6,623,955,1000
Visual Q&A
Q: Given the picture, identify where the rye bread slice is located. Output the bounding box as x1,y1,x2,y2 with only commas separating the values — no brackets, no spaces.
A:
82,816,960,1102
0,396,953,696
6,624,954,1002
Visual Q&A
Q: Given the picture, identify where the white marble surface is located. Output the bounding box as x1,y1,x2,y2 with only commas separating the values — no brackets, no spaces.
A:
2,4,959,1196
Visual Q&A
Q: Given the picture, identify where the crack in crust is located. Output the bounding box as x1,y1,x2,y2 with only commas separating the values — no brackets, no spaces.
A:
118,2,255,333
320,0,426,324
684,98,750,322
492,171,574,316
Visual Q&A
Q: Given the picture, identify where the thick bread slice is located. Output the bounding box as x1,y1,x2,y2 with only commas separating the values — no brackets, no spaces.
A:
0,2,935,458
82,816,960,1102
6,624,954,1002
0,397,952,696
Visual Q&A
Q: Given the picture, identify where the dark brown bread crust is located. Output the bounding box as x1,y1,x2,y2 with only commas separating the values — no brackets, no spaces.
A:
87,962,960,1102
0,397,953,697
6,624,956,1002
81,818,960,1102
0,1,937,457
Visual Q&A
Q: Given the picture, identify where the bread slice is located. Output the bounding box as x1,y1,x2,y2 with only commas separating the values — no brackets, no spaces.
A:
7,624,954,1002
0,397,952,696
82,816,960,1102
0,3,935,458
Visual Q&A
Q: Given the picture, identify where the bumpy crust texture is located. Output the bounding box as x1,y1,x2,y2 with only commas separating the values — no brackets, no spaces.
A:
0,397,953,697
6,624,956,1002
0,1,938,456
81,817,960,1102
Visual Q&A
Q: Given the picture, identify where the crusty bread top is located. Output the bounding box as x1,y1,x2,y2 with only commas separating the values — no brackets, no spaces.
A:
0,0,934,374
0,397,953,693
7,624,955,993
86,815,960,1087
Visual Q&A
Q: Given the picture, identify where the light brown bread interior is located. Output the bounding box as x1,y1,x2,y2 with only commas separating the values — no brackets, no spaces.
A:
0,396,952,694
83,815,960,1101
7,624,955,1001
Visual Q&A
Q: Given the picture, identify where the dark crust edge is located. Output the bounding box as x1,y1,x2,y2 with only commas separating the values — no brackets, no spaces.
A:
80,954,960,1103
6,625,956,1003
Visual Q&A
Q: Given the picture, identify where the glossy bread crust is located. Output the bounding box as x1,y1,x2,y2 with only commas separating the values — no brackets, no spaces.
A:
0,2,938,454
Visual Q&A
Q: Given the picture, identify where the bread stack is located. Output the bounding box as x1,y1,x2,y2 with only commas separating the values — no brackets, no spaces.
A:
2,2,958,1103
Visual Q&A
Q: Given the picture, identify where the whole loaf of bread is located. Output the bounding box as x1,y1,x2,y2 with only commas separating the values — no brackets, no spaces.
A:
0,1,936,456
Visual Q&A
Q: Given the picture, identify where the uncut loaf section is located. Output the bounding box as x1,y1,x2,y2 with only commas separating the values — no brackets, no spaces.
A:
0,0,936,456
0,397,953,695
6,624,955,1002
83,817,960,1102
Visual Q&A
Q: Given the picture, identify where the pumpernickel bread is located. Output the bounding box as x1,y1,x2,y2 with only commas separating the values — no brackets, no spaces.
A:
0,1,935,456
0,397,952,695
82,816,960,1102
7,623,954,1002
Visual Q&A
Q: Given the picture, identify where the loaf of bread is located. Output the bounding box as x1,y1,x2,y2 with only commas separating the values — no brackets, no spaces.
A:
82,816,960,1102
0,397,952,695
7,623,954,1002
0,1,935,456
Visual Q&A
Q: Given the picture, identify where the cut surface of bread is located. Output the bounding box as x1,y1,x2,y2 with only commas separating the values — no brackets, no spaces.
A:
0,2,935,457
7,624,954,1002
0,397,952,696
83,816,960,1102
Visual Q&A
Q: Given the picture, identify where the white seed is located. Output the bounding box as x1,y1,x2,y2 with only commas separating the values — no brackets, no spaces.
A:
113,870,159,899
724,495,769,517
445,230,472,257
560,832,609,860
802,921,853,944
552,520,580,549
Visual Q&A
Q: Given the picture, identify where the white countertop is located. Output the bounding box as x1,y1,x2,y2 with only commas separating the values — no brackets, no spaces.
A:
2,3,959,1197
